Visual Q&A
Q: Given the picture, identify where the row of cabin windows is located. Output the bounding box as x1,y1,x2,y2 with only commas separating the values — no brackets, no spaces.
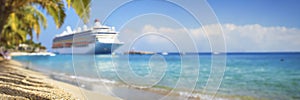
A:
52,41,91,48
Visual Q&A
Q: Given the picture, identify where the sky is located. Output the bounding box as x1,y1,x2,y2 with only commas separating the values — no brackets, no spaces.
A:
36,0,300,52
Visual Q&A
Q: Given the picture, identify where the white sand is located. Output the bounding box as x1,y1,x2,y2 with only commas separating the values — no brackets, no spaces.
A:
0,58,121,100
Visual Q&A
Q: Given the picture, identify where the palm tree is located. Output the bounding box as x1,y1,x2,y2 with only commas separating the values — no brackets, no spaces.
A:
0,0,91,33
0,0,91,48
0,6,47,46
0,0,65,34
0,0,66,47
67,0,91,23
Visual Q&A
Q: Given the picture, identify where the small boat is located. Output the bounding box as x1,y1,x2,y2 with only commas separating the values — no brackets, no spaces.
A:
162,52,168,55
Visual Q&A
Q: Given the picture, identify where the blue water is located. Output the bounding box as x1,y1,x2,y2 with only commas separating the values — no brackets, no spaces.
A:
13,53,300,99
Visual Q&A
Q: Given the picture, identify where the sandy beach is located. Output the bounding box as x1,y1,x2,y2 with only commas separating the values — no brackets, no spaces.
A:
0,57,120,100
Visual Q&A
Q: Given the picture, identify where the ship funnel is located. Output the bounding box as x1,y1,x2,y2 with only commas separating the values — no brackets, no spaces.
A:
66,26,72,33
94,19,102,27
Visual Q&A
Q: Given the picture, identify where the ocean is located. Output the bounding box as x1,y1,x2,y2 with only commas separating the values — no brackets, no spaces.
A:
12,53,300,100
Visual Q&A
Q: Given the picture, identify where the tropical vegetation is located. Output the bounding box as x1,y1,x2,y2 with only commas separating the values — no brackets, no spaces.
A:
0,0,91,49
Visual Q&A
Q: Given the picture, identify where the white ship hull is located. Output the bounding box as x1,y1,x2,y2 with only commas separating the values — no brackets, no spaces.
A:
53,42,122,54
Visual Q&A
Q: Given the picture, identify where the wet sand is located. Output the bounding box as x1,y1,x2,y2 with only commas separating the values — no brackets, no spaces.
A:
0,57,120,100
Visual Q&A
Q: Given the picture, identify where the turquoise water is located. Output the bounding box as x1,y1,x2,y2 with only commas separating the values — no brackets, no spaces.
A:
13,53,300,99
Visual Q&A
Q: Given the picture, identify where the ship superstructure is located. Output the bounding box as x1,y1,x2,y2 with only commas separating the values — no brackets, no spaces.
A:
52,20,123,54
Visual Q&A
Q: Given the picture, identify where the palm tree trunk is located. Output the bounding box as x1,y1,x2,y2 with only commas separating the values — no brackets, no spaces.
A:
0,0,13,40
0,14,10,35
0,0,6,35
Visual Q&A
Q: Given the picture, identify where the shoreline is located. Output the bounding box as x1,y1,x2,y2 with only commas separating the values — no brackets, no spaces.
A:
9,56,263,100
0,58,120,100
10,52,56,56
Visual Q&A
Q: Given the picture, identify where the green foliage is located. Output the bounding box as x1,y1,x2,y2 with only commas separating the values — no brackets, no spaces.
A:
0,0,91,49
67,0,91,23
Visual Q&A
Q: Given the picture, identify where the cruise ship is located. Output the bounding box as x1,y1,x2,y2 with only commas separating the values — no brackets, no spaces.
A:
52,20,123,54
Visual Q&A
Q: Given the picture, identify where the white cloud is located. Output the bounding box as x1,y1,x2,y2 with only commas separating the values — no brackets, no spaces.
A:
221,24,300,52
118,24,300,52
142,25,158,33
